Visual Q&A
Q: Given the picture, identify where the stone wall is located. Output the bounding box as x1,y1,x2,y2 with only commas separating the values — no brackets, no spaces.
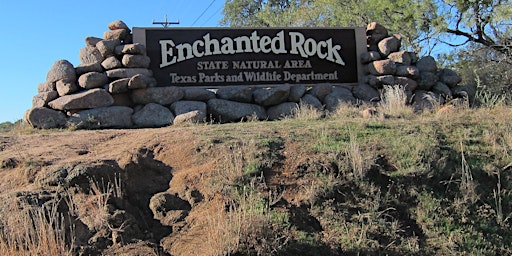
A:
25,20,470,129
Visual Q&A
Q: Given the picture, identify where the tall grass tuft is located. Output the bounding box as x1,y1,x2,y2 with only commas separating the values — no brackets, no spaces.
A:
379,85,414,118
0,199,73,256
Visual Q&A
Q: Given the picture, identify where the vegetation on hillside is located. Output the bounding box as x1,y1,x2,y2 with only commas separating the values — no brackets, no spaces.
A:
1,89,512,254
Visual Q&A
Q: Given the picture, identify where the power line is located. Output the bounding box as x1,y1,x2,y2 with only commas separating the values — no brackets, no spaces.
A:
200,6,222,26
191,0,216,26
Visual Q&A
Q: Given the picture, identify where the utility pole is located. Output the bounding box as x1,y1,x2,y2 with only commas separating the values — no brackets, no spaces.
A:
152,15,180,28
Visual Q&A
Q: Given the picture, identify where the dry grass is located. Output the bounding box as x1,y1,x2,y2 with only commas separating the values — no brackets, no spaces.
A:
0,198,73,256
379,85,414,118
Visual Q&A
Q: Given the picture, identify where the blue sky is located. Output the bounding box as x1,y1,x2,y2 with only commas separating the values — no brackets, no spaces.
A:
0,0,224,122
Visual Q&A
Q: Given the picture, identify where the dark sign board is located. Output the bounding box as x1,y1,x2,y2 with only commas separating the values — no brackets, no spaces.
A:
133,27,366,87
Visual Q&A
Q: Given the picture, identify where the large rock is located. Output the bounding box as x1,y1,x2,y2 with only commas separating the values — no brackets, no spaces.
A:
394,77,418,91
267,102,298,120
104,29,128,41
128,74,157,89
366,22,389,45
183,88,216,101
78,72,109,89
46,60,76,83
412,90,443,112
56,79,79,96
207,99,266,123
253,85,290,106
32,91,59,108
75,62,103,76
173,111,204,124
109,78,130,94
132,103,174,127
108,20,131,32
79,46,103,65
96,39,121,57
131,87,184,105
25,107,67,129
396,65,420,79
360,51,382,64
432,82,453,98
308,84,332,102
37,81,56,93
68,106,133,129
84,36,102,47
101,56,123,70
378,35,401,56
106,68,152,79
48,88,114,110
300,94,323,110
324,87,357,112
416,56,437,72
216,87,253,103
438,68,462,87
288,85,307,102
368,59,396,75
353,83,380,102
417,71,438,90
387,51,412,65
170,101,207,117
122,54,151,68
115,44,146,55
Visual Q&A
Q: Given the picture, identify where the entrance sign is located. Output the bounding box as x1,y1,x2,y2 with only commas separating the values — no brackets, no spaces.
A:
133,27,366,87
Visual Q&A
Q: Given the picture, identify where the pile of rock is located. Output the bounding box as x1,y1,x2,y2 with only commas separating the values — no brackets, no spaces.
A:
359,22,472,110
25,20,470,129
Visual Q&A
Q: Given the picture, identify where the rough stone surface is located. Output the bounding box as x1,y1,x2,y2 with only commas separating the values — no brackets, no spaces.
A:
438,68,462,87
376,75,396,86
308,84,332,102
452,85,476,103
170,101,207,117
253,85,290,106
115,44,146,55
85,36,102,47
79,47,104,65
396,65,420,79
132,103,174,127
38,82,56,93
432,82,453,98
122,54,151,68
412,90,443,112
216,87,253,103
288,85,307,102
366,22,389,45
361,51,382,64
128,74,157,89
112,93,134,107
48,88,114,110
394,77,418,91
300,94,323,110
101,56,123,70
46,60,76,83
108,20,131,32
56,79,79,96
324,87,357,112
267,102,298,120
173,110,204,124
25,107,67,129
106,68,152,79
68,106,133,129
104,29,128,41
368,59,396,75
96,39,121,57
208,99,266,123
417,71,438,90
416,56,437,72
109,78,130,94
378,36,401,56
32,91,59,108
183,88,216,101
353,83,380,102
78,72,109,89
387,51,412,65
75,63,103,76
131,87,184,105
